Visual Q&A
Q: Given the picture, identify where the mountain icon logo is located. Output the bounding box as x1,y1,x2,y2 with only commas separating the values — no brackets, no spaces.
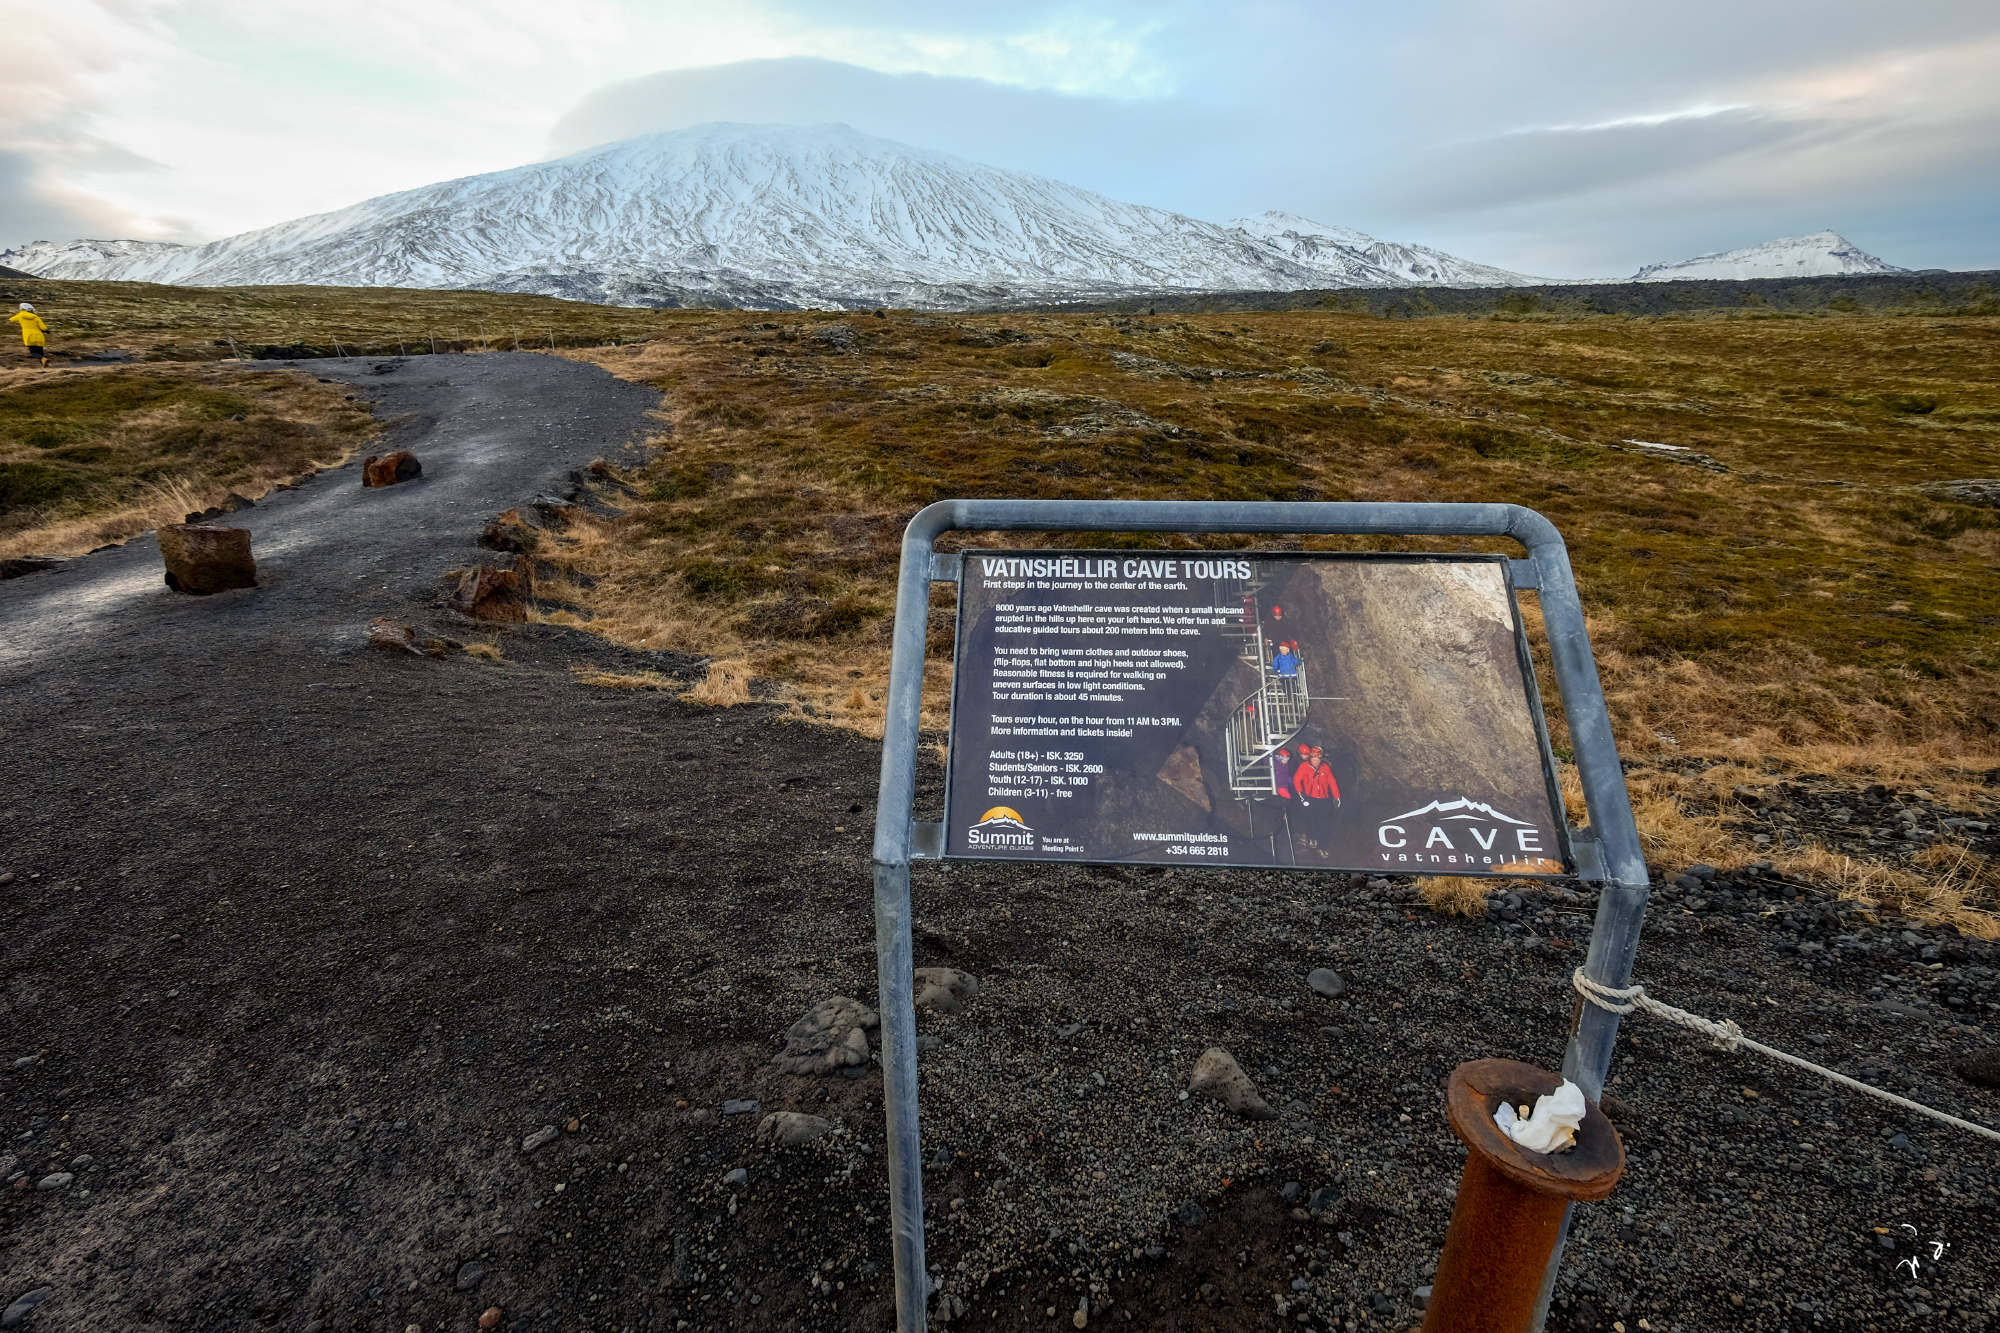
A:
1383,797,1533,826
967,806,1035,849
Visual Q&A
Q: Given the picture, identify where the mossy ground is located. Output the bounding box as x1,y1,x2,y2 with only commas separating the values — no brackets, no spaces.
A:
0,362,377,557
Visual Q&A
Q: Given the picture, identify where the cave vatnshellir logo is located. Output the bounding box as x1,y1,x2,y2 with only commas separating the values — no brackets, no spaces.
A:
967,806,1035,849
1376,797,1561,873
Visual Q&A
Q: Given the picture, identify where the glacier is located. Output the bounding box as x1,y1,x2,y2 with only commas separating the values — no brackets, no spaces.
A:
0,122,1558,310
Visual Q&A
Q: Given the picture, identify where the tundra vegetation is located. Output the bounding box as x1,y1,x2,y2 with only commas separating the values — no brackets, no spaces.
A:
4,274,1996,930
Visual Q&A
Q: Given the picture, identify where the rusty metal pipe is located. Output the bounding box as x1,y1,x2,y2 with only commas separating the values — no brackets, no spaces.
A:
1423,1060,1625,1333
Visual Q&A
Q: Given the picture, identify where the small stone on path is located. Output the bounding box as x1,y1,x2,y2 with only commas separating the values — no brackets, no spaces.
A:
1187,1047,1277,1120
1954,1047,2000,1088
1306,968,1348,999
756,1112,834,1147
521,1125,557,1152
454,1261,485,1291
914,967,981,1014
34,1174,70,1192
723,1168,748,1186
479,1309,503,1331
2,1288,52,1329
722,1099,760,1115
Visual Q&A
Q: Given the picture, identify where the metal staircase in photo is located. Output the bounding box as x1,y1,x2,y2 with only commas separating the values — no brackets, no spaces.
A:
1221,579,1312,800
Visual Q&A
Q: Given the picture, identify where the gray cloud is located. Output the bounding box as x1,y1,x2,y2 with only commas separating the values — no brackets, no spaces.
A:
0,150,163,251
547,56,1234,214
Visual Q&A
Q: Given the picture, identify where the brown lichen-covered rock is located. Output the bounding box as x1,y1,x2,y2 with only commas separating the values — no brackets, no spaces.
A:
158,523,256,595
914,967,982,1015
444,564,527,621
367,618,420,654
1188,1046,1278,1121
480,508,541,554
773,997,879,1075
361,450,422,487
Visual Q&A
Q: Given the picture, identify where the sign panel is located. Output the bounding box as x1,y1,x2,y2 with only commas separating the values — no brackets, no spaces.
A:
944,551,1568,875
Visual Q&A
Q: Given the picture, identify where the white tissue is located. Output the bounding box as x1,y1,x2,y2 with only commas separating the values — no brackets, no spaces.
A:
1494,1079,1587,1153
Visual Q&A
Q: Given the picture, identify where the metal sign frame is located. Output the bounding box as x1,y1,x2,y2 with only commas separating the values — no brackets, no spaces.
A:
869,500,1651,1333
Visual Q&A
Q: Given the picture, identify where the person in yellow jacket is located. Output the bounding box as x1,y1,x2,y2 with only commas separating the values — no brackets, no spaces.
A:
9,302,48,367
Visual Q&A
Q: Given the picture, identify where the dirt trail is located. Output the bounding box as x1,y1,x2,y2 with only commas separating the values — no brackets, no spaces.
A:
0,352,661,668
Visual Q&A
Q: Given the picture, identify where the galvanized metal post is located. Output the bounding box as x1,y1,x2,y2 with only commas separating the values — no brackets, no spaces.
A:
869,500,1647,1333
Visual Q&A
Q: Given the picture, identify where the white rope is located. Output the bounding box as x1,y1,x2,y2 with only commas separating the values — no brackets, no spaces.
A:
1571,967,2000,1147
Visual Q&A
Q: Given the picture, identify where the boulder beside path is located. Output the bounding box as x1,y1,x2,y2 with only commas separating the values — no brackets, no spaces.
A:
158,523,256,595
362,450,422,487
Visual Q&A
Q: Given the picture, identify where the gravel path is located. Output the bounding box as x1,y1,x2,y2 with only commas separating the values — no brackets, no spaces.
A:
0,351,661,668
0,352,1996,1333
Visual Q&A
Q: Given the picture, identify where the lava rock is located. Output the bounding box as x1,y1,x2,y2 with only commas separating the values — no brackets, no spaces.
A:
444,563,528,622
158,524,257,595
520,1125,558,1152
361,450,422,487
756,1112,835,1147
773,997,879,1075
479,508,541,553
0,556,65,581
1954,1047,2000,1088
454,1262,485,1291
914,967,982,1015
1188,1047,1278,1120
0,1288,51,1329
1306,967,1348,999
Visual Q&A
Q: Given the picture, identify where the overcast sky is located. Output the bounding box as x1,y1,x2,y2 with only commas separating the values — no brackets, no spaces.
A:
5,0,1997,277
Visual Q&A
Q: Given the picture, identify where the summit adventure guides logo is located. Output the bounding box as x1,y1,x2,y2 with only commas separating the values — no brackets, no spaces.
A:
1376,797,1562,874
967,807,1036,850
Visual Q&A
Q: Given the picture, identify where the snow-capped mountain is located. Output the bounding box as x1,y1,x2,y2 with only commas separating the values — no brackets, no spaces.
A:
0,123,1551,309
2,237,191,276
1226,211,1561,288
1630,230,1908,282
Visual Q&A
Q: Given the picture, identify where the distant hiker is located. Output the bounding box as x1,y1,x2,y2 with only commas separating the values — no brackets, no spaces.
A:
10,302,48,367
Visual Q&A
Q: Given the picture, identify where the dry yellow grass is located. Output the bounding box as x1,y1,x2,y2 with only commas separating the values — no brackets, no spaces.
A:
570,666,678,689
1417,876,1494,917
462,642,505,662
683,659,754,707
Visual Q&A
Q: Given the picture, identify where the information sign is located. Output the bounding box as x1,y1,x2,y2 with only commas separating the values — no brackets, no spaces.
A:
944,550,1568,874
